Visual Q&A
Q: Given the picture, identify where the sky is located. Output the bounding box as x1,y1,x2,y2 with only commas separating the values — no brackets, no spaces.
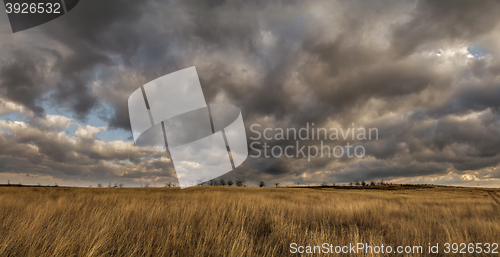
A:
1,0,500,187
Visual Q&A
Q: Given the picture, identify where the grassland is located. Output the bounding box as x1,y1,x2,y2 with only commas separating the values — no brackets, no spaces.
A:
0,185,499,256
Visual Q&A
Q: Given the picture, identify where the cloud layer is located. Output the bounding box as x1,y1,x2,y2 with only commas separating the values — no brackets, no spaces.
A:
1,0,500,187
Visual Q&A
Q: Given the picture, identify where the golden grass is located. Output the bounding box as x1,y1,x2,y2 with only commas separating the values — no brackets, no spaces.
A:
0,186,499,256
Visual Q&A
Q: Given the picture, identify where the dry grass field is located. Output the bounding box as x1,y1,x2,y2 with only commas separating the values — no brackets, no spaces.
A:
0,185,499,256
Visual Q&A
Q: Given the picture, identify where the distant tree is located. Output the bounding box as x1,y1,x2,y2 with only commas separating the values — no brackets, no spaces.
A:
119,183,124,188
108,183,112,188
7,180,10,186
97,183,103,188
349,182,353,186
275,182,280,187
355,181,360,186
144,182,150,188
114,183,119,188
54,182,58,187
219,179,226,186
227,180,233,186
165,182,173,187
361,181,366,186
370,181,376,186
235,177,245,187
321,181,328,187
259,181,265,187
379,180,385,186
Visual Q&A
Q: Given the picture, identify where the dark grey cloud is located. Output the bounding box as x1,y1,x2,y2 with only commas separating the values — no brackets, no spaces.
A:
0,50,49,116
391,0,500,57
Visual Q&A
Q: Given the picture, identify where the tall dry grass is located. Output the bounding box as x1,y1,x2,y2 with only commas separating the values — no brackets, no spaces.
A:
0,186,499,256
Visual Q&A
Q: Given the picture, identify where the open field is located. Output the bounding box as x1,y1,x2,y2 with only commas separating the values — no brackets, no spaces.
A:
0,185,499,256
